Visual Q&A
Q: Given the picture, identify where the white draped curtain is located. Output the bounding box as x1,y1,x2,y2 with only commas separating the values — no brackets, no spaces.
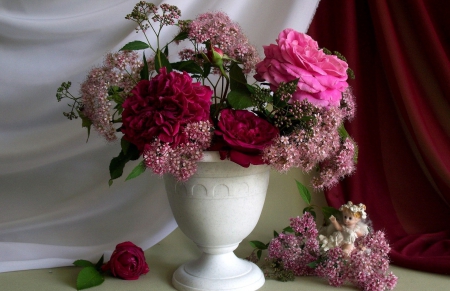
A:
0,0,319,273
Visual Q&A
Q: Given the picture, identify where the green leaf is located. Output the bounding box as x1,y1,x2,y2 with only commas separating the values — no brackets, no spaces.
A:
171,60,203,75
229,62,248,92
109,151,127,181
120,41,150,51
125,160,146,181
227,90,253,109
73,260,94,268
273,230,279,238
307,261,318,268
155,49,172,72
76,266,105,290
140,53,149,80
257,249,262,260
249,240,267,250
109,142,141,184
202,63,211,78
127,143,141,161
94,255,104,271
246,84,256,94
296,179,311,205
338,124,350,139
121,138,130,155
321,206,340,220
76,109,92,142
302,206,317,219
173,31,188,42
283,226,294,233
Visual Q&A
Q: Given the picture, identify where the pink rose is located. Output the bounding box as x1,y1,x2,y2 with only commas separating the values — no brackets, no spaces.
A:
254,29,348,107
121,68,212,152
215,109,279,167
101,241,149,280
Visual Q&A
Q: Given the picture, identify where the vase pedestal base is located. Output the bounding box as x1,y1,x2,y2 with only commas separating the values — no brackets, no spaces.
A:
172,252,264,291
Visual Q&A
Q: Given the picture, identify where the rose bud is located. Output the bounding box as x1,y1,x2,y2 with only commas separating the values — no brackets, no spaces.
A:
202,43,229,77
206,45,224,66
101,241,149,280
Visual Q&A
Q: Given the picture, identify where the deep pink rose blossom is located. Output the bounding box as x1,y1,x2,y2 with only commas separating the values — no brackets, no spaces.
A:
215,109,279,167
255,29,349,107
121,68,212,152
101,241,149,280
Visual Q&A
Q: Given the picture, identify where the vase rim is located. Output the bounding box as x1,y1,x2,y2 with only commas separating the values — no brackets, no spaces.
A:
200,151,222,162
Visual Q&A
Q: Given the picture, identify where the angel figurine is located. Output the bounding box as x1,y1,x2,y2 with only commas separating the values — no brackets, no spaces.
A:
319,201,369,256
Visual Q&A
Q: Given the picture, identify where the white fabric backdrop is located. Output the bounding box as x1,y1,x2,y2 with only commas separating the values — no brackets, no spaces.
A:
0,0,319,272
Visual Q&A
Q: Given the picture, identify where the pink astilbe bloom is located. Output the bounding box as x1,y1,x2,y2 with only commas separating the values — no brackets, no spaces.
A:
80,51,142,141
267,213,320,276
143,121,212,181
315,247,348,287
263,102,345,189
312,137,356,189
346,231,398,291
188,11,260,73
151,4,181,26
340,87,357,121
179,48,196,61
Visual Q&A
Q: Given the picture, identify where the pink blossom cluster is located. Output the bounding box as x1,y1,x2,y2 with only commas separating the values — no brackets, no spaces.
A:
125,2,180,33
151,4,181,26
80,51,142,141
142,121,212,181
267,213,320,276
316,231,398,290
311,137,357,189
340,87,357,121
262,105,342,174
187,11,260,73
267,213,397,290
262,89,358,190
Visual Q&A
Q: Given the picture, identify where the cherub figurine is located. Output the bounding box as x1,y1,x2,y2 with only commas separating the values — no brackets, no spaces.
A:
319,201,369,256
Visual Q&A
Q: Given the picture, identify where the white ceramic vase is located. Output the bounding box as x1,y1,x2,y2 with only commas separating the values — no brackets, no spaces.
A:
164,151,270,291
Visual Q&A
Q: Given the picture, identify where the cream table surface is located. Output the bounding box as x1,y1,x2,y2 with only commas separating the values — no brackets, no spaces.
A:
1,226,449,291
1,170,449,290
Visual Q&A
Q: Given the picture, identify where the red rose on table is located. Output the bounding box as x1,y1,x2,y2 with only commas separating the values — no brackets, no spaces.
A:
101,241,149,280
215,109,279,167
121,67,212,152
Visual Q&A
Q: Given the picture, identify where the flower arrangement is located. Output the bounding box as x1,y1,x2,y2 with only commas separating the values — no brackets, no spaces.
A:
56,1,357,189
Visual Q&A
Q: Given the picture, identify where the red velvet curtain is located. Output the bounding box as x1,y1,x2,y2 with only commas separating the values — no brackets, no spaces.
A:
308,0,450,274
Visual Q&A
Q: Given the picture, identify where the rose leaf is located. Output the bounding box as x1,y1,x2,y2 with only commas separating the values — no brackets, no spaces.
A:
227,91,253,109
140,53,149,81
171,60,203,75
109,151,127,182
229,62,248,92
73,260,94,268
125,160,146,181
76,266,105,290
121,138,130,155
94,255,104,271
